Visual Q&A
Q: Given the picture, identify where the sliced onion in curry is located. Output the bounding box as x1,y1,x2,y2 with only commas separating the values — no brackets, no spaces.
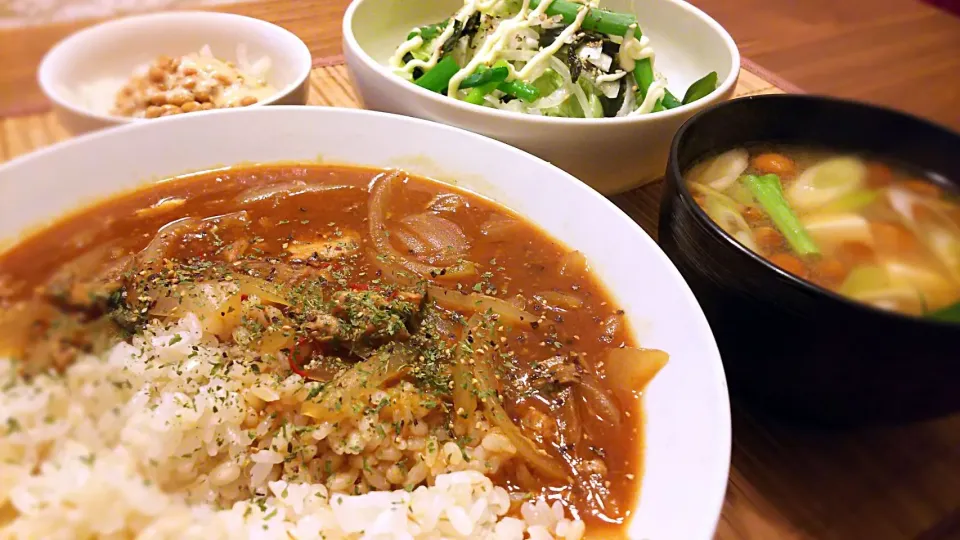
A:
235,181,353,205
393,229,430,256
370,172,479,281
600,314,621,341
555,386,583,447
145,275,290,341
233,275,292,306
508,294,528,311
138,216,196,265
134,197,187,218
377,385,439,420
0,301,58,359
559,250,589,278
369,171,448,276
574,372,622,430
451,351,478,436
480,214,522,237
139,211,250,266
287,341,344,382
427,285,537,326
534,291,585,311
602,347,669,402
513,463,540,492
399,212,470,266
427,193,466,213
44,243,131,309
256,326,297,359
146,281,241,340
301,345,413,423
366,248,420,287
467,317,570,481
432,260,479,280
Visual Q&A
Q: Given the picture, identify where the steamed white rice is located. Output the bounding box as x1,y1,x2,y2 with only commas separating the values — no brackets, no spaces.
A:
0,314,585,539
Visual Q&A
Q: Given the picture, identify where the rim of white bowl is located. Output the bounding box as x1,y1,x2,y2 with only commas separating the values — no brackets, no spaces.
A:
37,11,313,125
342,0,741,125
0,105,732,539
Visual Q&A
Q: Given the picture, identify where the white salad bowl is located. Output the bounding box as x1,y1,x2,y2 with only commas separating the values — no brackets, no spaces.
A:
342,0,740,194
0,107,730,540
38,11,312,135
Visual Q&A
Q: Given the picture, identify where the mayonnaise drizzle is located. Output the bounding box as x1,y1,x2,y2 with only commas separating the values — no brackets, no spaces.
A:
514,2,589,81
392,0,666,116
389,36,425,76
595,70,627,84
446,0,539,95
618,26,653,72
389,0,482,78
631,78,665,115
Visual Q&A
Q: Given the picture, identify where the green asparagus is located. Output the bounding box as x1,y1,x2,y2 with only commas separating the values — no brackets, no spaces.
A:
414,55,460,93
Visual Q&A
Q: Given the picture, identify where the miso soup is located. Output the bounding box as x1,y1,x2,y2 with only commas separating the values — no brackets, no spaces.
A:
685,146,960,319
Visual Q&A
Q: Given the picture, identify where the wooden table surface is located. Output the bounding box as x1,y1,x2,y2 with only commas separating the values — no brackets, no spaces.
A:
3,2,960,540
2,0,959,128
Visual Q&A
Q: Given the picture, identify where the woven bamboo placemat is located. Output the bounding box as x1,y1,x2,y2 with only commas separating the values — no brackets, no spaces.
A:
0,59,784,237
3,58,959,540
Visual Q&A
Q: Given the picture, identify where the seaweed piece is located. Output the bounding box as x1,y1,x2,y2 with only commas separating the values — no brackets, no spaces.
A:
567,42,582,83
440,19,464,56
576,30,607,44
565,31,612,83
462,11,482,39
601,39,619,62
599,76,627,117
402,53,426,79
567,33,589,81
539,27,564,49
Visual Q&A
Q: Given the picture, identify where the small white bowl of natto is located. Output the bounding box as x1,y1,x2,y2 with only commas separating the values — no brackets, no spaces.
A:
38,11,313,135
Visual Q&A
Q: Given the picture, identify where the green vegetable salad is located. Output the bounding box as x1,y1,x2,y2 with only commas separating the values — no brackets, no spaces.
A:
390,0,719,118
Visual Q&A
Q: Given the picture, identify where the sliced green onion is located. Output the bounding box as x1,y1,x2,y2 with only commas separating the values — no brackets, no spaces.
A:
634,61,682,113
928,301,960,323
660,90,682,109
682,72,719,104
498,80,540,103
742,174,820,256
414,55,460,93
464,61,510,105
633,58,655,100
460,65,509,89
466,82,500,105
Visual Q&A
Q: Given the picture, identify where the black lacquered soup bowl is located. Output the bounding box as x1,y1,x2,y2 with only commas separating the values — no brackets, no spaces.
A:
658,94,960,425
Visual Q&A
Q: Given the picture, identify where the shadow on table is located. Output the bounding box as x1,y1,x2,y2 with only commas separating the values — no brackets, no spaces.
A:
721,402,960,540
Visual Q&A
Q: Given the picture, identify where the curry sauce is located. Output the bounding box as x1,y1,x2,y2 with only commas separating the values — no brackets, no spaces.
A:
0,164,664,536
